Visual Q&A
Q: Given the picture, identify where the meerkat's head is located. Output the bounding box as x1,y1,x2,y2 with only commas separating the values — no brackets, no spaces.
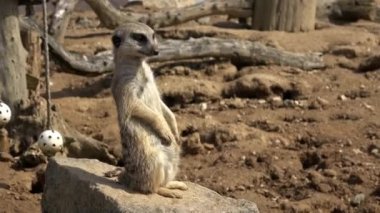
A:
112,22,158,61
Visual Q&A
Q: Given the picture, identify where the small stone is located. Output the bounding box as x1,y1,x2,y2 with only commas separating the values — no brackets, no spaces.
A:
351,193,365,207
271,96,282,102
317,97,329,106
203,143,214,150
200,103,208,111
353,148,362,154
258,99,266,104
363,102,374,112
269,96,283,107
323,169,337,178
228,98,246,109
236,185,246,191
77,105,89,113
338,95,348,101
197,17,210,25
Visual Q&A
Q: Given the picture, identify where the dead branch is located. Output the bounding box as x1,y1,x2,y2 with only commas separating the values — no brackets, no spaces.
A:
20,17,325,73
84,0,252,29
49,0,79,44
20,17,114,73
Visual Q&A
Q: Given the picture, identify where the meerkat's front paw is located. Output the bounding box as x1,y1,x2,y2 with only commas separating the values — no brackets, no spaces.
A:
104,167,124,178
157,187,183,199
166,181,188,191
158,126,176,146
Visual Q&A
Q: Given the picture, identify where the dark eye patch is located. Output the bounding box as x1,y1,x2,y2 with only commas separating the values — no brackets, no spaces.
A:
131,33,148,43
112,35,122,48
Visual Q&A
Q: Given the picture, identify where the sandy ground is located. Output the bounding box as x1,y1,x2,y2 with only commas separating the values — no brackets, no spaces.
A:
1,8,380,213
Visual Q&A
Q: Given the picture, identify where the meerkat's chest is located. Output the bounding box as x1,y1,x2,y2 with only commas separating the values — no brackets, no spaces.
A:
138,62,162,112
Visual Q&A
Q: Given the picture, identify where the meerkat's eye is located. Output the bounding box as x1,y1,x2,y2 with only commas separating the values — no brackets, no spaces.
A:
131,33,148,44
112,35,122,48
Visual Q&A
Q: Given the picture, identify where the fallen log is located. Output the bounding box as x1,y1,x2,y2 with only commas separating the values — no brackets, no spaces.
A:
20,17,325,74
84,0,252,29
156,38,325,70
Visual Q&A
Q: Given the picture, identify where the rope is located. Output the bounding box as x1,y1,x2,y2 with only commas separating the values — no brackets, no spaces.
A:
42,0,52,129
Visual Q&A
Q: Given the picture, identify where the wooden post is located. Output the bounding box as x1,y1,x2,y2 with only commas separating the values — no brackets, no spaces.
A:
252,0,317,32
21,30,41,93
0,0,28,113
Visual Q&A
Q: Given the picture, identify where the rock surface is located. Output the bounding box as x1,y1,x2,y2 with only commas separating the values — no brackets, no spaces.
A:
42,157,260,213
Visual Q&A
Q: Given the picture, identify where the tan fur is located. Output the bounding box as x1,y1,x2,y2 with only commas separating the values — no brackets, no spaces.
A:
110,22,187,198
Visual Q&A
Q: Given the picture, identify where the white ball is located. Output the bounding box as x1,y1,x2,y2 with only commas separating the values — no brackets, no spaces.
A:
0,102,11,125
38,130,64,155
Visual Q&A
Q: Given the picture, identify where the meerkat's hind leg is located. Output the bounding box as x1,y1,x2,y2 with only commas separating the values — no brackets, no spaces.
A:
165,181,188,191
104,167,125,178
157,187,183,199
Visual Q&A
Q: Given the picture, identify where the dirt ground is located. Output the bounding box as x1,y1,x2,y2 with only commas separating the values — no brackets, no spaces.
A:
1,7,380,213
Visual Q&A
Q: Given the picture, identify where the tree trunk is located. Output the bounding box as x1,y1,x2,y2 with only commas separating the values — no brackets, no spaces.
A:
49,0,79,44
0,0,28,113
252,0,317,32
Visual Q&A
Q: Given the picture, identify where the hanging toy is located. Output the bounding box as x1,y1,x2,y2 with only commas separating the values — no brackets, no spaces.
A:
0,102,11,126
37,0,64,157
38,130,63,155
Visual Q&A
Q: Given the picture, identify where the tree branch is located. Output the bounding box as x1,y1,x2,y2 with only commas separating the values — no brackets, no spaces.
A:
84,0,253,29
20,17,325,74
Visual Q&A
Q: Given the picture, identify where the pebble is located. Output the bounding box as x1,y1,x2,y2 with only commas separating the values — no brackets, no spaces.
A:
323,169,337,178
200,103,208,111
258,99,267,104
203,143,214,150
371,148,379,154
236,185,246,191
338,95,348,101
353,148,362,154
317,97,329,106
363,102,374,112
351,193,365,207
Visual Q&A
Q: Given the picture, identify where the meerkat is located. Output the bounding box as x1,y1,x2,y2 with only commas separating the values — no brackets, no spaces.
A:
109,22,188,198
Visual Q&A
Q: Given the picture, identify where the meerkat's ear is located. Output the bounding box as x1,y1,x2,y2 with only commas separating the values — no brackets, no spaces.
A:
112,34,122,48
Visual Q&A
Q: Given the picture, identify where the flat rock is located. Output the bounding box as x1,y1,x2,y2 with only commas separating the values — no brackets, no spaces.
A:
42,157,259,213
